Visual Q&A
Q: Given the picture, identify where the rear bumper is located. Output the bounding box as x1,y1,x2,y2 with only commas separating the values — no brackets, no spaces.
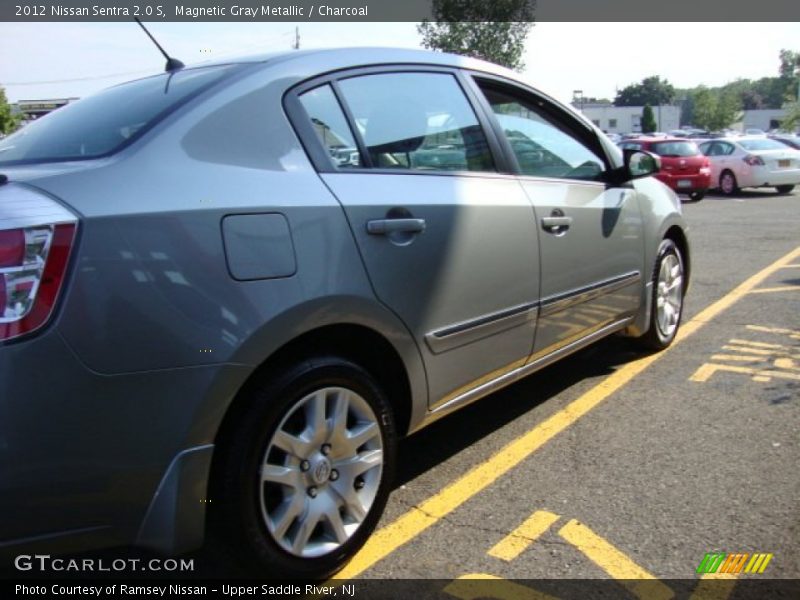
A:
656,171,710,192
0,328,248,559
740,166,800,188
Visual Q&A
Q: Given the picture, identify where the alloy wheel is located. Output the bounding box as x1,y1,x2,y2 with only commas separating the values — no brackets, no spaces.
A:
655,253,683,339
259,387,383,558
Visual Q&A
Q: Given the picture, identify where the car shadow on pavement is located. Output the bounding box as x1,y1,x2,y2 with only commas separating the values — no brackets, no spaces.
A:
395,336,645,488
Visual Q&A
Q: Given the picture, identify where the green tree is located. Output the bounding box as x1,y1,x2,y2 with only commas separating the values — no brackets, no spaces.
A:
614,76,675,107
641,104,657,133
779,49,800,79
0,86,21,135
417,0,535,70
780,102,800,131
690,86,742,131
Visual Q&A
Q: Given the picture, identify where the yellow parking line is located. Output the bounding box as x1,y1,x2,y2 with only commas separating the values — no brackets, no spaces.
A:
689,573,739,600
332,246,800,581
749,286,798,294
728,338,786,349
444,574,557,600
745,324,800,338
557,520,673,600
487,510,560,561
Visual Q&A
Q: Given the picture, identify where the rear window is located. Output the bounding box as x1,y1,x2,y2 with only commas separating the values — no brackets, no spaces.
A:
738,139,789,152
651,141,700,157
0,65,242,166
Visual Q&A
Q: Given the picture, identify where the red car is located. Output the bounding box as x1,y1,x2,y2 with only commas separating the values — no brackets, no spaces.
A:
619,137,711,201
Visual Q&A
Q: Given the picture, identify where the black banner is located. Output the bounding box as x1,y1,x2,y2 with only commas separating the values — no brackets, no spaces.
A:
3,579,800,599
2,0,799,22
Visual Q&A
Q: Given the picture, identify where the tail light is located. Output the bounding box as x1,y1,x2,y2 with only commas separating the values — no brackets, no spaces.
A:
0,185,78,342
743,154,765,166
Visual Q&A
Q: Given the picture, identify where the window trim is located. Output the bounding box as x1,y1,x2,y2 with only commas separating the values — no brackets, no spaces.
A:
464,72,616,185
283,64,514,177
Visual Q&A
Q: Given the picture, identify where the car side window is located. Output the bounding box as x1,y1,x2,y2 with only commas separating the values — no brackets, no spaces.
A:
298,84,362,168
336,72,495,172
620,142,643,151
699,142,713,155
477,84,605,181
719,142,735,155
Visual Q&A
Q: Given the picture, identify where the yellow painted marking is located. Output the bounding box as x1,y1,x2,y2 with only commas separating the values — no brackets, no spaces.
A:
728,339,786,349
774,357,799,371
720,345,793,356
689,573,739,600
690,362,800,383
330,247,800,581
444,575,557,600
752,375,771,382
557,520,673,600
749,285,799,294
710,354,764,362
487,510,560,561
746,324,800,339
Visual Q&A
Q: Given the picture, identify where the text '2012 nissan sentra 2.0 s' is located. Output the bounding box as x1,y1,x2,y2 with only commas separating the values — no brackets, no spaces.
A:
0,47,689,579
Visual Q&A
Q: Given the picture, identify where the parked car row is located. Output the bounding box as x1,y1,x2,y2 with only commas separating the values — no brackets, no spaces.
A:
615,134,800,199
698,136,800,195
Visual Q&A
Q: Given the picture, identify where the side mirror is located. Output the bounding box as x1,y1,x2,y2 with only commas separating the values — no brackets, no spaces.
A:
624,149,661,178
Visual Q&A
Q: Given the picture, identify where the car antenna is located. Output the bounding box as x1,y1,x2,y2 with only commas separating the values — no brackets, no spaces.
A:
134,17,185,72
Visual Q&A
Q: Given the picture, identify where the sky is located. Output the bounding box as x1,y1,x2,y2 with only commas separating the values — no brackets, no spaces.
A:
1,22,799,105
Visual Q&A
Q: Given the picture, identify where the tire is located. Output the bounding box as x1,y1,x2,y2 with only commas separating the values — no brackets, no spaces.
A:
775,185,795,194
636,238,685,351
719,170,738,196
209,357,396,579
687,190,705,202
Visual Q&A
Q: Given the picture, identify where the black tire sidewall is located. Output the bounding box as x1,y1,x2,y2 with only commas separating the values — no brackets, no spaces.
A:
720,171,737,195
648,239,684,348
211,357,397,579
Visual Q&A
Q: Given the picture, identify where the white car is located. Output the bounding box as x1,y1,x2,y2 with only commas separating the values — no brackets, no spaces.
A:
698,137,800,195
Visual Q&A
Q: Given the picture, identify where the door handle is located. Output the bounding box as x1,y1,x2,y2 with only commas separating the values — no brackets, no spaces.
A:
541,216,573,233
366,218,426,235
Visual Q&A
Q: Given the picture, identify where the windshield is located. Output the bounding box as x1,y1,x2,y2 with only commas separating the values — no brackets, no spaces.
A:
0,65,242,166
651,141,700,157
738,138,788,152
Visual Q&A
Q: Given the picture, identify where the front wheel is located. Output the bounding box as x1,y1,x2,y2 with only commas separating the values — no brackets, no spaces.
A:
209,357,396,579
775,185,795,194
687,190,705,202
636,239,685,350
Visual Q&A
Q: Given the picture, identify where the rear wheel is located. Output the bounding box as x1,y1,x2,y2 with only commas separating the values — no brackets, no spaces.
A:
210,357,396,579
775,185,795,194
636,238,685,351
687,190,705,202
719,171,738,196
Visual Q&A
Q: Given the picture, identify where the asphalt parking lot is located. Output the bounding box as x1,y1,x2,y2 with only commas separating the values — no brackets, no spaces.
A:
327,189,799,594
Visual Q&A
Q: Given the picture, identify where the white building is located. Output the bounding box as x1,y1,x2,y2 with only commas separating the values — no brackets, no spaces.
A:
741,109,789,132
572,103,681,134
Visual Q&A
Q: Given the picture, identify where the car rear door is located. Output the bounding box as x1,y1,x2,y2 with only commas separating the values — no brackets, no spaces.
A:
468,76,645,359
287,69,541,409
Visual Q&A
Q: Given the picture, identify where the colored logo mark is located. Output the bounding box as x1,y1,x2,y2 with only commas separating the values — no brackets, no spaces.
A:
697,552,773,574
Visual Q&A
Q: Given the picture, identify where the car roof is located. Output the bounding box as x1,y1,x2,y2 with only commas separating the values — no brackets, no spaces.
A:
196,46,519,79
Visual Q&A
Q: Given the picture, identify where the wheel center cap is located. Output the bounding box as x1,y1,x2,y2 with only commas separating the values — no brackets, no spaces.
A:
311,458,331,484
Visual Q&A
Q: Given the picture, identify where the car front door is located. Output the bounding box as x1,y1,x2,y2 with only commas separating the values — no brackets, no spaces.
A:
470,77,645,359
289,70,541,409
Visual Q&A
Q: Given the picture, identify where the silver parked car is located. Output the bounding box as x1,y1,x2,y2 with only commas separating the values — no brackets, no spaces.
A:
0,48,689,578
